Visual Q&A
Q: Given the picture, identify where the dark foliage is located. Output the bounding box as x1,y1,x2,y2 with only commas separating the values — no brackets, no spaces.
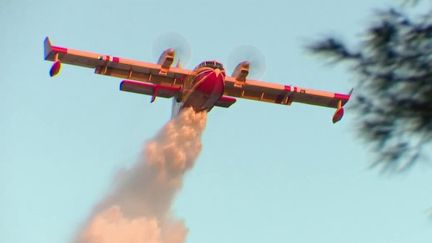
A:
309,7,432,172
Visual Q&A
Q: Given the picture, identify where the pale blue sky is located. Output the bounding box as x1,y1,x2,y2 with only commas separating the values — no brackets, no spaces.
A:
1,0,431,242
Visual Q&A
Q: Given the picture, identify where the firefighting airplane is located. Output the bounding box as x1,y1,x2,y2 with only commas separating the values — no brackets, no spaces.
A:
43,37,351,123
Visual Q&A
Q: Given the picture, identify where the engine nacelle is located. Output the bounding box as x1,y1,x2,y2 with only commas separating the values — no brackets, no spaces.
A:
157,48,175,74
231,61,250,82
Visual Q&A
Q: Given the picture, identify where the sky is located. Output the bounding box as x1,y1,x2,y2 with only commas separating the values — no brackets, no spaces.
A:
1,0,432,242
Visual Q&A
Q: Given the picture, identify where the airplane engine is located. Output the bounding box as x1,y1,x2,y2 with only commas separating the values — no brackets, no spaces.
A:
231,61,249,82
157,48,175,74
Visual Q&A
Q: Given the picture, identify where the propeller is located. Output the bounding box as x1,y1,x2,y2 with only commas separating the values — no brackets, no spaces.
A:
227,45,266,79
152,32,191,68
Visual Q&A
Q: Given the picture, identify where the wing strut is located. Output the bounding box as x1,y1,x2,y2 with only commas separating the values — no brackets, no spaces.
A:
332,100,344,123
332,89,352,123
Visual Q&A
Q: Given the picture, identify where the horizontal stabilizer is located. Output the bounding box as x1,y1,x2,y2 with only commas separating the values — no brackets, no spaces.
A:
214,95,237,108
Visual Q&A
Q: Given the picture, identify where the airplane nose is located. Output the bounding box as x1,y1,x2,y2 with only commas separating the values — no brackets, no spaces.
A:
214,68,221,77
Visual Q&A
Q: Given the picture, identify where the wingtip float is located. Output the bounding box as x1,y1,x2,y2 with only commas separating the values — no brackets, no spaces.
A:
49,60,61,77
43,37,351,123
332,107,345,123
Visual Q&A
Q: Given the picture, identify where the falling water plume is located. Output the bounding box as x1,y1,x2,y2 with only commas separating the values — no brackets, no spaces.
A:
74,108,207,243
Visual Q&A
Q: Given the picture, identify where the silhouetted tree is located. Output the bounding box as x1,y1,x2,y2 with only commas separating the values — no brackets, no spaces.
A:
309,3,432,172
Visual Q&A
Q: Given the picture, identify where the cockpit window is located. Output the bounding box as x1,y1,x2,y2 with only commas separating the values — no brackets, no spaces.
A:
196,60,224,70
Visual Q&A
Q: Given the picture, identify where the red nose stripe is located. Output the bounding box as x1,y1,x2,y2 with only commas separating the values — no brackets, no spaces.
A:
195,71,225,95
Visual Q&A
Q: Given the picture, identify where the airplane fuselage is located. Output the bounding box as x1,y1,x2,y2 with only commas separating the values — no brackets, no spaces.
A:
180,61,226,112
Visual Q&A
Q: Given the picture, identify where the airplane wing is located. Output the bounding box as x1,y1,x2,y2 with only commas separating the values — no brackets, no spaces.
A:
223,76,350,108
43,37,190,101
223,70,351,123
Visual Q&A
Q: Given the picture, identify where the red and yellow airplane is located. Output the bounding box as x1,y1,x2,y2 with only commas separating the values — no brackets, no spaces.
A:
44,37,351,123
